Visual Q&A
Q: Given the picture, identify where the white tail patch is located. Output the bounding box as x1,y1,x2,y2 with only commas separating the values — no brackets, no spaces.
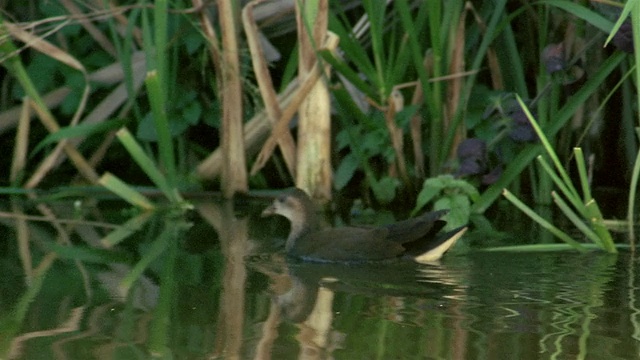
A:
414,227,467,263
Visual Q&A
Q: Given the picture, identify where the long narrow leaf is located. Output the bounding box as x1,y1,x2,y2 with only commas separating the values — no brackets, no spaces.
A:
32,118,128,156
541,0,613,33
99,172,155,210
318,49,378,101
502,189,585,251
551,191,603,248
628,0,640,246
101,211,155,248
584,199,617,253
474,51,625,212
516,95,581,200
536,156,586,217
145,71,176,185
573,148,592,202
395,0,439,169
115,128,182,203
628,149,640,244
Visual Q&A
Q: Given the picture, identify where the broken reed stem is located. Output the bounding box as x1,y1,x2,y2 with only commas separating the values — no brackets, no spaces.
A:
243,0,297,178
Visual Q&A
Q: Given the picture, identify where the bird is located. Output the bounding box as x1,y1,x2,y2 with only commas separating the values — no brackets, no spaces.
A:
261,188,466,263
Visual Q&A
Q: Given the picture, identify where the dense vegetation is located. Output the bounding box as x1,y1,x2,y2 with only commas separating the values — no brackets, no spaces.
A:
0,0,638,249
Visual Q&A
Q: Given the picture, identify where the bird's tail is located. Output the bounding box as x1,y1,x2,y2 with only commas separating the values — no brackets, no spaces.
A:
407,226,467,263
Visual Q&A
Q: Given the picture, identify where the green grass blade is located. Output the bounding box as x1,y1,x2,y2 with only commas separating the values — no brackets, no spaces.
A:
99,172,155,210
502,189,585,251
628,0,640,245
548,51,626,135
145,70,176,185
516,95,581,201
154,0,168,95
115,128,183,203
573,148,592,202
395,0,439,168
482,243,629,252
361,0,387,97
32,118,128,156
584,199,617,253
541,0,613,33
628,149,640,242
536,156,586,217
0,17,55,121
328,11,378,85
551,191,603,248
318,49,378,101
603,0,635,46
101,211,155,248
474,51,625,213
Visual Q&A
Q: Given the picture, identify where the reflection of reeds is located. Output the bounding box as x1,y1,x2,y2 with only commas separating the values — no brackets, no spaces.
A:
197,201,250,359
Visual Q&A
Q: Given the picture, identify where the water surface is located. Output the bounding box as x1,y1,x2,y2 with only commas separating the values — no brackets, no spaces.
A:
1,198,639,359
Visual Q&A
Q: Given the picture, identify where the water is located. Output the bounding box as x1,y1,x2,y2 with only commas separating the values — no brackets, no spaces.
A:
1,198,639,359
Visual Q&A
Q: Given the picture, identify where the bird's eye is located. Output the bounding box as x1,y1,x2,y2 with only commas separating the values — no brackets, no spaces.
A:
276,196,287,203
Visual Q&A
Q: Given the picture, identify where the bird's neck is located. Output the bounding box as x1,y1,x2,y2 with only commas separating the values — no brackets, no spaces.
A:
285,211,320,252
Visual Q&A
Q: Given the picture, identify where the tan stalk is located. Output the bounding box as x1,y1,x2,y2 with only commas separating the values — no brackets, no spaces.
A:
0,87,70,134
0,52,146,134
294,0,331,202
192,0,222,83
385,89,410,186
467,2,503,89
59,0,117,56
90,0,144,46
25,100,99,187
10,99,31,183
409,53,434,179
243,0,297,178
218,0,248,197
197,82,298,179
248,65,322,176
11,200,33,285
444,3,469,163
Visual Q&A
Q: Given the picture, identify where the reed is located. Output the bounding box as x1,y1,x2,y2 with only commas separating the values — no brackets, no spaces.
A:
503,95,616,253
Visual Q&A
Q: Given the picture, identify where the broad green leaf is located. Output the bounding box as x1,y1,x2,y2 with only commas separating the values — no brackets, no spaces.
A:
334,154,359,190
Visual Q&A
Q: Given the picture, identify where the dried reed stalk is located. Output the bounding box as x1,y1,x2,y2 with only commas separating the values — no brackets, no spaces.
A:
444,3,469,163
294,0,331,202
218,0,248,197
385,89,410,186
196,82,299,179
10,99,31,183
243,0,297,178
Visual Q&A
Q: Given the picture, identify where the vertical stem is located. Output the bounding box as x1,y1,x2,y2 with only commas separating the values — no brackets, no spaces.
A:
295,0,332,202
627,1,640,249
218,0,247,197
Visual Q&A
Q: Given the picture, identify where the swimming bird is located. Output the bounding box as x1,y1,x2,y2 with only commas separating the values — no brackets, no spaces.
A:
261,188,466,263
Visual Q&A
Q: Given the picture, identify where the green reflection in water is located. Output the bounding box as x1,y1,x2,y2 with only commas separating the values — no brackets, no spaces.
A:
0,199,639,359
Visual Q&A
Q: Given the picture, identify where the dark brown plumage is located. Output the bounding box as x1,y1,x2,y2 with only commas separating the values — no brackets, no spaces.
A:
261,188,466,263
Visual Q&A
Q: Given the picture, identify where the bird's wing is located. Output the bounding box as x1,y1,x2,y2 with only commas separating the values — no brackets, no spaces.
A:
293,227,405,261
383,210,448,244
